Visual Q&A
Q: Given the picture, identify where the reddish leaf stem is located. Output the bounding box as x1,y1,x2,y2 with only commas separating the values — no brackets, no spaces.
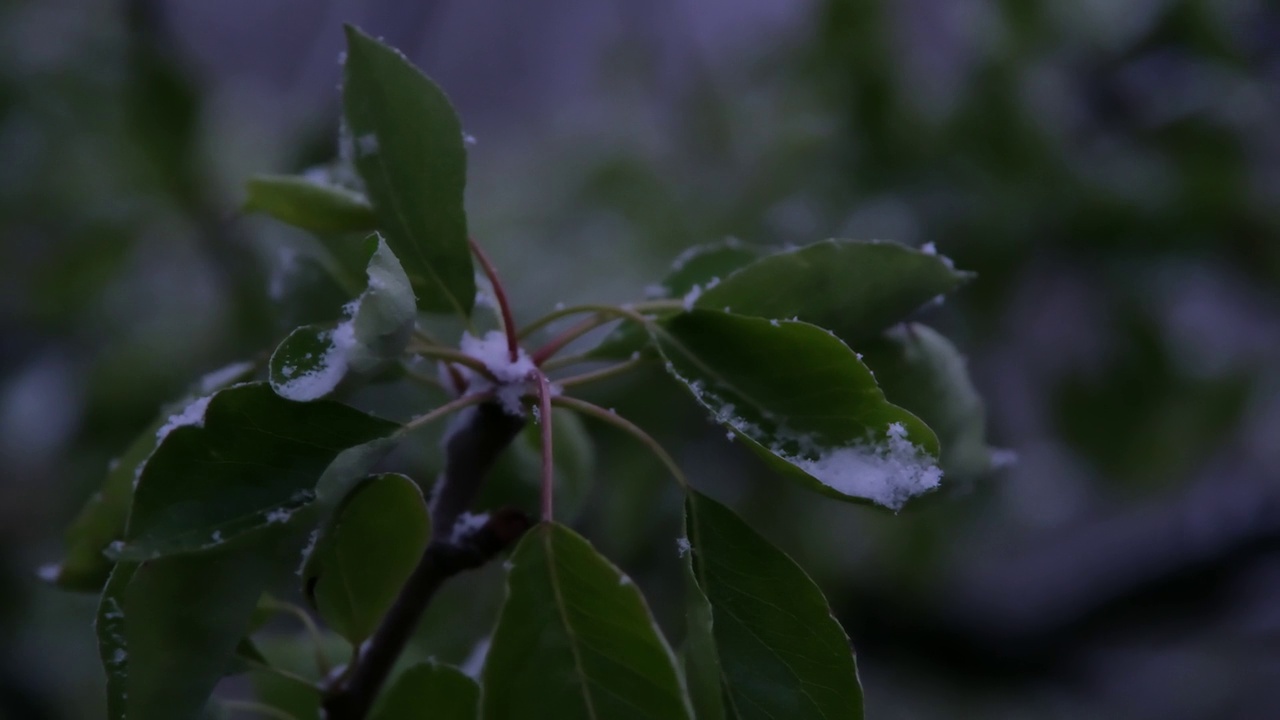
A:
530,314,607,366
535,371,555,521
469,238,519,363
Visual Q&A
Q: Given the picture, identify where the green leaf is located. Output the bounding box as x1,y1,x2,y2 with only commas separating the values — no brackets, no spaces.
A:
48,361,257,591
371,662,478,720
480,408,595,521
302,473,430,644
684,490,864,719
681,547,726,720
860,324,997,479
269,235,416,401
694,239,970,344
342,25,475,317
244,174,377,234
591,239,768,359
482,523,694,720
98,529,301,720
657,310,942,510
115,383,399,560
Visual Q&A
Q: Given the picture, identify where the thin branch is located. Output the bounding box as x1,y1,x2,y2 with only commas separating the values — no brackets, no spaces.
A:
540,352,600,373
321,508,531,720
555,356,646,388
258,596,333,677
535,372,555,522
221,700,299,720
402,365,447,392
409,344,498,383
518,299,682,340
399,392,494,435
530,314,611,366
551,396,688,490
469,238,519,362
529,304,659,366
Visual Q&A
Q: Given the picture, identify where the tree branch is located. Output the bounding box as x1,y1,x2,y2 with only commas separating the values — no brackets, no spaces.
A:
321,401,529,720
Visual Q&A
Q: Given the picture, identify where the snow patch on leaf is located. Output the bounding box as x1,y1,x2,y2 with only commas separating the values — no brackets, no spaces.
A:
273,328,351,402
156,395,212,442
790,423,942,511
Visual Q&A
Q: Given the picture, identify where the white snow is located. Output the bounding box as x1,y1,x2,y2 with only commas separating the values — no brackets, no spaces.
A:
921,242,938,255
36,563,60,582
460,636,491,679
265,508,294,524
643,283,668,299
462,132,478,146
210,531,222,544
676,537,691,557
989,448,1019,470
458,331,539,417
101,596,124,620
788,423,942,511
296,529,320,576
618,575,634,587
681,284,703,310
356,133,379,156
110,648,126,666
449,511,490,544
273,328,350,402
156,395,213,442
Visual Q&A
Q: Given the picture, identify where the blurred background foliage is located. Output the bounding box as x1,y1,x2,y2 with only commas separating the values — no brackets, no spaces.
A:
3,0,1279,718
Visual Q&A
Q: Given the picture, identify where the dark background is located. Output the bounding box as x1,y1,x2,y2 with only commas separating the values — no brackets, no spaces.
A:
2,0,1279,718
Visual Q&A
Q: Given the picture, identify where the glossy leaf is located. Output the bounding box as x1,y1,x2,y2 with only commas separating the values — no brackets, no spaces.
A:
480,408,595,521
860,323,997,479
303,473,430,644
694,239,970,344
372,662,478,720
244,174,377,234
591,239,768,359
681,545,726,720
115,383,399,560
270,235,416,401
482,523,694,720
48,361,256,591
684,490,864,719
97,529,300,720
657,311,942,510
342,26,475,317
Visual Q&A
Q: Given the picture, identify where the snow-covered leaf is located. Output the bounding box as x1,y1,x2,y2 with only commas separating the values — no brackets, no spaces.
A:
684,489,864,719
482,523,694,720
98,528,302,720
113,383,398,560
861,323,999,479
371,662,478,720
342,26,475,318
47,362,256,591
694,239,971,344
269,235,415,401
302,473,429,644
656,311,942,510
244,174,377,234
590,239,768,359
